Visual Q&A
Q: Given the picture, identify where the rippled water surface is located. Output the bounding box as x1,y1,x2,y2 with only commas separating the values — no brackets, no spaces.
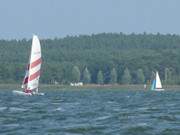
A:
0,89,180,135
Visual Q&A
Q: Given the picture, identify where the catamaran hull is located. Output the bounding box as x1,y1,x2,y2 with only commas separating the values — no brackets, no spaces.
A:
12,90,32,96
33,92,45,96
12,90,45,96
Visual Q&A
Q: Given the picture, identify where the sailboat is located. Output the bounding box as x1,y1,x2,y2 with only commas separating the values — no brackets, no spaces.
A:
151,71,164,91
13,35,44,96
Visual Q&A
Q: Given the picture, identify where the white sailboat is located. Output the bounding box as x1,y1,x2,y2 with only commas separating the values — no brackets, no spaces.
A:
13,35,44,96
151,71,164,91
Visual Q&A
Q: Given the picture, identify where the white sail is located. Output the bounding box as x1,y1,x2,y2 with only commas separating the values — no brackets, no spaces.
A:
27,35,42,92
155,71,162,89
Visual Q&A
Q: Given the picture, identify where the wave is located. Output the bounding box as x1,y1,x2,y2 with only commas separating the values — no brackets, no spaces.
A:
3,123,20,127
0,107,7,111
51,102,61,105
54,107,64,111
95,115,111,121
9,107,27,112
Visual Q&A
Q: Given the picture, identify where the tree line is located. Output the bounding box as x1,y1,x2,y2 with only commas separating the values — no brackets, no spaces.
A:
0,33,180,85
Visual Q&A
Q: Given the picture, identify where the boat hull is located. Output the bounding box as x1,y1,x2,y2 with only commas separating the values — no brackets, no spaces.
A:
32,92,45,96
13,90,32,96
153,88,165,91
12,90,44,96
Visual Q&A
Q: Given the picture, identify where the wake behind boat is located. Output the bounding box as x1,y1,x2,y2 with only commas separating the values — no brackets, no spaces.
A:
13,35,44,96
151,71,164,91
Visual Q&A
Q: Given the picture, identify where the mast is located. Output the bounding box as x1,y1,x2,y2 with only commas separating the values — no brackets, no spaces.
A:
22,41,32,91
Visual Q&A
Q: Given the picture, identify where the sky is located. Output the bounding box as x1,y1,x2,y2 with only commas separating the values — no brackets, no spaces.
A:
0,0,180,39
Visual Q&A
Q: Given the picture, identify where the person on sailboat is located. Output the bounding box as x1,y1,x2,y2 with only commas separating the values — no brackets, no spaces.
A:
23,85,32,94
24,89,32,93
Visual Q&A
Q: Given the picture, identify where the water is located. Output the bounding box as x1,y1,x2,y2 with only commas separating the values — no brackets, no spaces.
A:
0,89,180,135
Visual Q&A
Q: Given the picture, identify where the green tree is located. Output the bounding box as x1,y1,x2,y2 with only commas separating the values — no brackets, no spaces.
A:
164,67,176,84
1,33,180,84
97,70,104,84
121,68,131,84
164,68,169,84
136,69,145,84
166,68,174,84
82,67,91,84
110,68,117,84
71,66,81,82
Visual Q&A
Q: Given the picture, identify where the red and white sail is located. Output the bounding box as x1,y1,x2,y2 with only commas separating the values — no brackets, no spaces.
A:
22,35,42,93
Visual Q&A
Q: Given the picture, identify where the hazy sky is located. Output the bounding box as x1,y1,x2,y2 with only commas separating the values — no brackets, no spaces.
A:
0,0,180,39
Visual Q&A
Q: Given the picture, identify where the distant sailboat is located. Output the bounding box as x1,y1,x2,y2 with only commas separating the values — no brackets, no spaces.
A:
13,35,44,96
151,71,164,91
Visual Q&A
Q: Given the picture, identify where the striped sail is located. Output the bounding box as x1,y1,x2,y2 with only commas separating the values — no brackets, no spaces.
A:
22,35,42,93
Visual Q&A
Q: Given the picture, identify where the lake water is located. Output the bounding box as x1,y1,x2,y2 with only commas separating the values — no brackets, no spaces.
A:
0,89,180,135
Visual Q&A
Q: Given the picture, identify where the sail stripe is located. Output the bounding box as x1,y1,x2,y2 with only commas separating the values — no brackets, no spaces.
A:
30,58,42,69
29,70,40,81
29,64,41,75
22,59,41,85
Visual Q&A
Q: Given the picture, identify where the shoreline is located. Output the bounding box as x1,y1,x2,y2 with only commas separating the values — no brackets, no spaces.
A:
0,84,180,90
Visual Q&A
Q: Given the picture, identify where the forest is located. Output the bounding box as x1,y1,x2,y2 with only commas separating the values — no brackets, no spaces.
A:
0,32,180,85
